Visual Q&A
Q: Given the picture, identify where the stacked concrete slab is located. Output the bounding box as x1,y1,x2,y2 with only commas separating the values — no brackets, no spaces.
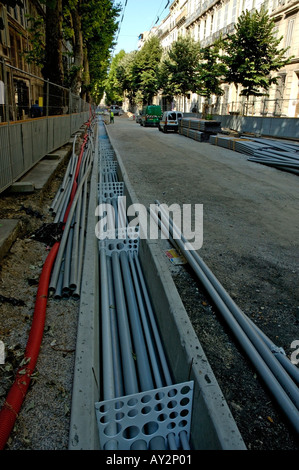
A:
179,118,221,142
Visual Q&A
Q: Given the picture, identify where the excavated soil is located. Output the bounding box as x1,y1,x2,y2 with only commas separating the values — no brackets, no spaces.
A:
0,144,80,450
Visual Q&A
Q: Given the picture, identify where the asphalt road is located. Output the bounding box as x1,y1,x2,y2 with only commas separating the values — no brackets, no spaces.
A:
106,115,299,277
106,114,299,449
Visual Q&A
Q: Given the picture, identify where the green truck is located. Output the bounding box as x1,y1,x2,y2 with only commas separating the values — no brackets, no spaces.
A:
140,105,162,127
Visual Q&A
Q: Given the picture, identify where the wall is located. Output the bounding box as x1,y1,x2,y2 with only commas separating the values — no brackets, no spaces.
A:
218,114,299,139
0,111,89,194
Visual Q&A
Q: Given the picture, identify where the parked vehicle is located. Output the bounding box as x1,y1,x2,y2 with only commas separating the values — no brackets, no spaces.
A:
140,105,162,127
110,105,121,116
158,111,183,133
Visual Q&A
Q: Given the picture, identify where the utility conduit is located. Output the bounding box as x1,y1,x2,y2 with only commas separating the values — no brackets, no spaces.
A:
150,202,299,438
95,120,192,451
0,115,94,450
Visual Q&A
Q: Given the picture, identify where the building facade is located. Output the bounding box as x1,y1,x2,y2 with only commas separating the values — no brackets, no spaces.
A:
0,0,74,122
144,0,299,117
0,0,46,121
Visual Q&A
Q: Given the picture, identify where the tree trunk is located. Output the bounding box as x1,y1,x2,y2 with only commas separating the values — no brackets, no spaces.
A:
82,46,90,102
43,0,64,115
71,7,84,96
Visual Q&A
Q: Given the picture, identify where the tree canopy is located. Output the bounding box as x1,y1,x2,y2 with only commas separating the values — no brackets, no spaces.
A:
223,8,292,98
105,50,126,105
196,39,227,99
160,35,202,100
132,36,163,105
22,0,120,103
115,50,138,107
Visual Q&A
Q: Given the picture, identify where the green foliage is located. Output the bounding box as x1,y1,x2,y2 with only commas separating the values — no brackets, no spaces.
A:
105,50,126,105
82,0,121,102
223,8,292,97
115,51,138,106
160,35,202,98
23,14,45,66
59,0,120,101
197,39,227,98
132,36,163,105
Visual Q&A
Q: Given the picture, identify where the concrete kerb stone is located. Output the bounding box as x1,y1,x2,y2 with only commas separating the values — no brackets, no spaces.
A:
0,219,20,263
105,123,247,450
68,123,101,451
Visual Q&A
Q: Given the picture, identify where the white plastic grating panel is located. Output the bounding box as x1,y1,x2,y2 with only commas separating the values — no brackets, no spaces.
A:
98,182,124,200
95,381,194,450
98,227,140,254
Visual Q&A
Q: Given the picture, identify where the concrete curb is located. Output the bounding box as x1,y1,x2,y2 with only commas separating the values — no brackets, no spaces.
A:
0,219,20,263
68,124,101,450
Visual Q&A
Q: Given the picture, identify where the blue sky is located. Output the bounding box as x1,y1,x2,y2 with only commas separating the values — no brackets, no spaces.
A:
112,0,170,56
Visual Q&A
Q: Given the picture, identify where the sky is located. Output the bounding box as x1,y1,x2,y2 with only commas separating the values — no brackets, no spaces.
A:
112,0,171,56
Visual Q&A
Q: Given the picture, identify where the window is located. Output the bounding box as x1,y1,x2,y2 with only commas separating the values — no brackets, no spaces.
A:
231,0,237,24
285,18,295,56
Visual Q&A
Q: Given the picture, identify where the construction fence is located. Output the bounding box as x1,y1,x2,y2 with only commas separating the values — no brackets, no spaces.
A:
0,60,91,194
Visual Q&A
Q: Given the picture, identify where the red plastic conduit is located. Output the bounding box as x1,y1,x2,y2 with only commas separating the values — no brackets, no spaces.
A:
0,114,93,449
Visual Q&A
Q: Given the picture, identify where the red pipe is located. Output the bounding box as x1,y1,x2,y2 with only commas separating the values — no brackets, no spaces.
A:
0,117,92,450
0,241,59,449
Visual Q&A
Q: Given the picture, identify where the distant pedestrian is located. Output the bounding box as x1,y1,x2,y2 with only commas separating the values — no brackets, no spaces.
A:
110,110,114,123
30,100,42,118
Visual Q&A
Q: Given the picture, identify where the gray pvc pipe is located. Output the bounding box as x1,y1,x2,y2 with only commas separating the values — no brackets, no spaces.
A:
156,203,299,405
111,250,139,396
133,252,173,387
100,248,115,400
72,181,88,299
62,219,75,295
153,205,299,436
119,250,154,392
69,188,83,291
129,251,164,389
106,255,124,399
49,159,92,291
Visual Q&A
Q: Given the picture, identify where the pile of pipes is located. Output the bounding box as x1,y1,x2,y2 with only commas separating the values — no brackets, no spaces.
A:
210,135,299,175
48,126,95,299
151,201,299,439
95,119,193,451
179,118,221,142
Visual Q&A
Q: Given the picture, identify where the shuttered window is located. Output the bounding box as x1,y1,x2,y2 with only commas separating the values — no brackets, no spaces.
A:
285,18,295,56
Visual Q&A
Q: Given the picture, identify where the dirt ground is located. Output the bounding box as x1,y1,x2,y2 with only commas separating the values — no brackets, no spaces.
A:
0,115,298,451
0,143,80,450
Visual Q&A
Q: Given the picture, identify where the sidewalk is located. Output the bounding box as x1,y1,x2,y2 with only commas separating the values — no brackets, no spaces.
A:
0,140,74,263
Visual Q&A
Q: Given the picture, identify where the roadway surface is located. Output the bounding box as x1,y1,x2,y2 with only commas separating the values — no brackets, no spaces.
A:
106,114,299,450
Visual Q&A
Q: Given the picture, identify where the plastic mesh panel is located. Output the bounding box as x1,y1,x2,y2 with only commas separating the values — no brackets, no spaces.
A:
95,381,193,450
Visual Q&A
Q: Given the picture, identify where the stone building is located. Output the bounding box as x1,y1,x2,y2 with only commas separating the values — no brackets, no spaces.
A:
0,0,46,121
147,0,299,117
0,0,73,122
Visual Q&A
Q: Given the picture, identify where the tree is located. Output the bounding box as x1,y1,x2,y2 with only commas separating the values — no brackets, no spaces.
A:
22,14,45,67
160,35,202,111
105,50,126,105
43,0,64,114
197,39,227,99
62,0,120,102
196,39,227,117
223,8,292,106
63,0,84,96
132,36,163,105
115,51,138,109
